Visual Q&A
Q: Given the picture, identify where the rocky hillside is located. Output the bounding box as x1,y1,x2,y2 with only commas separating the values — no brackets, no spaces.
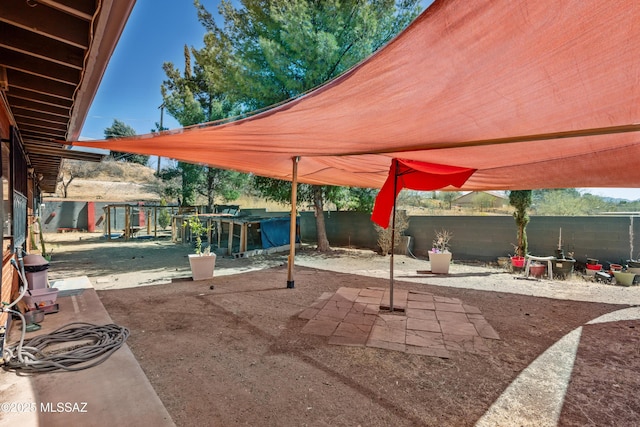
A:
47,160,162,202
48,160,287,210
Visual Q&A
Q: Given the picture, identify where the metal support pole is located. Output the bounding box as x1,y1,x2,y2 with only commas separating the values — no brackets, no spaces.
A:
157,103,164,175
389,159,398,312
287,156,300,289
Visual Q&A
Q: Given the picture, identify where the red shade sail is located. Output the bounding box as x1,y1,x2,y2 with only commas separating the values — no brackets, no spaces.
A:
371,159,476,228
69,0,640,192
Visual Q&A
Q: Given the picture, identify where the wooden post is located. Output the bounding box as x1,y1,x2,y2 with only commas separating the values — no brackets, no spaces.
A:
106,206,112,240
287,156,299,289
104,207,110,240
239,222,246,253
217,219,222,251
124,205,130,240
228,220,234,255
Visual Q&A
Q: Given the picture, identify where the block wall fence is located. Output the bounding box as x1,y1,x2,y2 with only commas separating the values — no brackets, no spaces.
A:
42,201,640,264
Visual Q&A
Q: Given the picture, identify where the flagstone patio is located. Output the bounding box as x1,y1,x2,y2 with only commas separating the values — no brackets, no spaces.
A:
299,287,500,357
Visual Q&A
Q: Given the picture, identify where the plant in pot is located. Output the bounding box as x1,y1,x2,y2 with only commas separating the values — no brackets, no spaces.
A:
553,228,576,279
508,190,532,270
584,256,602,276
183,215,216,281
509,243,525,269
428,229,452,274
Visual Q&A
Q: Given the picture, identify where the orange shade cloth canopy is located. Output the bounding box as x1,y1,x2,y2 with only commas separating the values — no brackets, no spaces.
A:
69,0,640,192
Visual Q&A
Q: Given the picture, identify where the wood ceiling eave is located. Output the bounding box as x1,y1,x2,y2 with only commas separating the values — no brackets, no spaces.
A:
0,0,136,193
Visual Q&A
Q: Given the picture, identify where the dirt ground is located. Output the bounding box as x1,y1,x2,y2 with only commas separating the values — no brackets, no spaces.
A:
43,232,640,426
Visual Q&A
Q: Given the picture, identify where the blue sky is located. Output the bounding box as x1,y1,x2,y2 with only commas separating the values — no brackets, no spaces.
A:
80,1,640,201
81,0,205,140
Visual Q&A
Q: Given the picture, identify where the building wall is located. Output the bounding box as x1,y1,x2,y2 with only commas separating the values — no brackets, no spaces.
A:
0,105,11,335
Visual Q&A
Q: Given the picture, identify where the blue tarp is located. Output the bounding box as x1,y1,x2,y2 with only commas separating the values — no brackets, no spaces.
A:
260,217,300,249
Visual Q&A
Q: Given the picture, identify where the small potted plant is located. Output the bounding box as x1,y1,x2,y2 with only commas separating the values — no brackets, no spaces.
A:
428,229,452,274
555,227,564,259
183,215,216,281
510,243,526,269
508,190,531,270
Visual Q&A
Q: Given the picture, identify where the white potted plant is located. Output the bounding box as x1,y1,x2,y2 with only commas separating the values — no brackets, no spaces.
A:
428,229,452,274
184,215,216,281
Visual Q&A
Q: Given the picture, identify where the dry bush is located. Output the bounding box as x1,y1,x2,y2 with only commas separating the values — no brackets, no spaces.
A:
374,210,409,255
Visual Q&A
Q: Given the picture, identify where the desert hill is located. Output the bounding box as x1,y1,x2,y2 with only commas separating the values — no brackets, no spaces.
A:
47,160,289,211
46,160,162,202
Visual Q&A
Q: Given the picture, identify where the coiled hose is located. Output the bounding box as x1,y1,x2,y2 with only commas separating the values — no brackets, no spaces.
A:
3,257,129,373
3,322,129,373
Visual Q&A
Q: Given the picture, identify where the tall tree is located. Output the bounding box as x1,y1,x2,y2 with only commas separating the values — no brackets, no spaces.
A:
104,119,149,165
509,190,532,257
161,45,250,209
189,0,421,250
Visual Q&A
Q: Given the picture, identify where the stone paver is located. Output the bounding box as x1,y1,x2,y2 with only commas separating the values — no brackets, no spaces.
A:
435,311,468,323
298,307,320,320
407,292,434,302
298,288,500,358
407,300,436,310
406,330,446,349
469,318,501,340
406,308,437,321
435,302,466,312
301,318,340,336
407,317,442,333
440,321,479,336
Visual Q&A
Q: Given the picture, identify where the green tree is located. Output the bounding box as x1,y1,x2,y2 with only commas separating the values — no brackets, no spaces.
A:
188,0,421,250
104,119,149,165
158,198,172,230
441,191,461,209
509,190,532,257
472,192,494,212
533,189,621,215
161,45,249,209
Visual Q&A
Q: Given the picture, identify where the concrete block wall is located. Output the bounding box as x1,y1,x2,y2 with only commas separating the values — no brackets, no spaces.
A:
40,201,146,233
302,211,640,264
42,201,640,264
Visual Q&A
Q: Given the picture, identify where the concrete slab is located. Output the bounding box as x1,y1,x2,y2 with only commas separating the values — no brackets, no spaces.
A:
50,276,93,297
2,287,174,427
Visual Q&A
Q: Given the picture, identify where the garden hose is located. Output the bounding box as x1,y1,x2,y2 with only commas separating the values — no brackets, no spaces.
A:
3,258,129,373
3,322,129,373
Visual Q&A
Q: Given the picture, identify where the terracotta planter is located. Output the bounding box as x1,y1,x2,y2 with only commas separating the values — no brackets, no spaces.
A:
188,253,217,281
528,263,546,278
609,264,623,273
428,251,452,274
